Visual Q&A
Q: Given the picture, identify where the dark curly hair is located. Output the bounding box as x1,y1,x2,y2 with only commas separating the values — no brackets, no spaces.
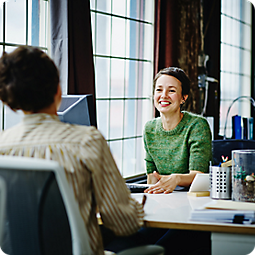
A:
153,67,190,96
0,46,59,112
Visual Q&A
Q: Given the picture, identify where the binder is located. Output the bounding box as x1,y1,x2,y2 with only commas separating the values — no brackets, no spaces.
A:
243,117,248,139
232,115,242,139
242,117,253,140
249,117,253,140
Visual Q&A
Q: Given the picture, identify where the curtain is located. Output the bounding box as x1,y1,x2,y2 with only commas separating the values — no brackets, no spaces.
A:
50,0,68,95
154,0,201,114
50,0,96,124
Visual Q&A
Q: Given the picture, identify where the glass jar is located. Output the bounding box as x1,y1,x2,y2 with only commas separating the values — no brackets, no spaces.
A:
232,150,255,202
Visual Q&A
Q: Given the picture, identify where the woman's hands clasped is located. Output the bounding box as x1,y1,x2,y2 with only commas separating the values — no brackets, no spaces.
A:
144,171,181,194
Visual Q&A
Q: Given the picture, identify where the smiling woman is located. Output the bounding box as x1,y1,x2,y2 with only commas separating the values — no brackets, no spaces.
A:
143,67,212,194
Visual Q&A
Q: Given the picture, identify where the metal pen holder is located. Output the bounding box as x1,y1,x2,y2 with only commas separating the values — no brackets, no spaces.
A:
209,166,232,200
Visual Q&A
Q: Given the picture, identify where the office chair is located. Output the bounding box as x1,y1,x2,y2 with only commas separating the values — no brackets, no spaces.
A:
0,176,6,248
0,156,164,255
212,139,255,165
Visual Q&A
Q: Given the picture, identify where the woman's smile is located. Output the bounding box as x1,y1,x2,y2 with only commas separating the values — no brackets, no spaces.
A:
154,75,184,115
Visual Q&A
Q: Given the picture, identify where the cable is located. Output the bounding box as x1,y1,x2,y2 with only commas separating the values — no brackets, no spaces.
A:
201,82,209,116
223,96,255,140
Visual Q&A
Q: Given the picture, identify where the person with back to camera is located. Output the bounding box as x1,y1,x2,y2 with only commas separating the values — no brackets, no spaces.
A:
143,67,212,194
0,46,145,255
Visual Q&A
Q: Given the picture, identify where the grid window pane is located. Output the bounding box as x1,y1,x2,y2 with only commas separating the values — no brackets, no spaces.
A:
144,0,154,22
240,23,251,50
135,137,145,174
111,17,126,57
243,0,252,23
112,0,126,16
96,100,109,140
123,139,136,177
143,23,153,60
221,0,241,20
221,16,240,46
109,100,124,139
220,0,252,138
95,57,110,98
4,106,24,130
128,0,139,20
90,0,96,10
126,20,139,59
0,7,2,41
109,140,123,172
97,0,111,13
91,12,96,53
27,0,49,47
1,1,49,131
124,99,137,137
110,58,125,98
96,13,111,55
91,1,154,177
6,0,26,44
220,72,241,100
0,101,2,130
125,60,138,97
142,61,153,97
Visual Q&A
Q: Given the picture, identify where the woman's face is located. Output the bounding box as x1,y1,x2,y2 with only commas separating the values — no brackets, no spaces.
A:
154,74,187,115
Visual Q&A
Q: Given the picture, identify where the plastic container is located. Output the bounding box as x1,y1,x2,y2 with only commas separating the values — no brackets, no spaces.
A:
209,166,232,200
232,150,255,202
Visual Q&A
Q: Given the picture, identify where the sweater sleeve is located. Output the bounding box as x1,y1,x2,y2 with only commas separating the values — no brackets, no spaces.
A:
188,118,212,173
143,122,157,174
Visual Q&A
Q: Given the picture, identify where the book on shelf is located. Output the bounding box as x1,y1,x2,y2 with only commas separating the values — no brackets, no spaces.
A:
232,115,242,139
243,117,248,139
249,117,253,140
243,117,253,140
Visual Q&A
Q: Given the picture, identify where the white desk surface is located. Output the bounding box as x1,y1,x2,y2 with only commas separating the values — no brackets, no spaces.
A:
132,192,255,235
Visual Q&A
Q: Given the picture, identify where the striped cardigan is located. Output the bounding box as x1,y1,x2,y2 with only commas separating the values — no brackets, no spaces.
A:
0,113,144,254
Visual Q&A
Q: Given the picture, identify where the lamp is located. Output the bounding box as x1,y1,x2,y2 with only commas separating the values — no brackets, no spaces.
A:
223,96,255,140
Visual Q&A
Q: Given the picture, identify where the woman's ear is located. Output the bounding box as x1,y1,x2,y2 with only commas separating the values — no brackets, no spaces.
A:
182,95,188,104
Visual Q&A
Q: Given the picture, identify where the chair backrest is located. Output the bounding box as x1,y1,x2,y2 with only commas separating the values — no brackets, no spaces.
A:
0,156,92,255
0,176,6,248
212,139,255,165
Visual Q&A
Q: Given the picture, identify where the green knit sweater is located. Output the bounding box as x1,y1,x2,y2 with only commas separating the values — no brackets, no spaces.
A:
143,111,212,175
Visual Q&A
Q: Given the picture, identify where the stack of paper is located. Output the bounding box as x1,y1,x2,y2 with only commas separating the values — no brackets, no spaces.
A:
190,209,255,224
190,200,255,224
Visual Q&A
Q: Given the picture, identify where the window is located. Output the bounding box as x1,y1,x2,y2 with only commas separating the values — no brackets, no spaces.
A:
0,0,49,130
90,0,155,178
220,0,252,138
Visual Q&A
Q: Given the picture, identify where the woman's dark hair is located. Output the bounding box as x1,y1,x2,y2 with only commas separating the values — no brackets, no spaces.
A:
0,46,59,112
153,67,190,96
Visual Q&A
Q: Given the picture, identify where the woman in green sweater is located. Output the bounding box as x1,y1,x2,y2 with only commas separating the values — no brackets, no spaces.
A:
144,67,212,194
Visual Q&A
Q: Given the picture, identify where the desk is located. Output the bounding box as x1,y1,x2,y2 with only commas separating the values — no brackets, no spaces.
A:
132,192,255,255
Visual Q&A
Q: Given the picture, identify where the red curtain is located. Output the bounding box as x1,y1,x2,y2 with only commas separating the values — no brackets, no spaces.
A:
154,0,201,114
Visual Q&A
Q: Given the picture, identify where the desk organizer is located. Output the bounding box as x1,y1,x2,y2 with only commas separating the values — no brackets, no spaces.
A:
232,150,255,202
210,166,232,200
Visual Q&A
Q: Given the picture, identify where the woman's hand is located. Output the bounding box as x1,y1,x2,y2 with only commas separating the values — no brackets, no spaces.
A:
145,170,202,194
144,171,181,194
